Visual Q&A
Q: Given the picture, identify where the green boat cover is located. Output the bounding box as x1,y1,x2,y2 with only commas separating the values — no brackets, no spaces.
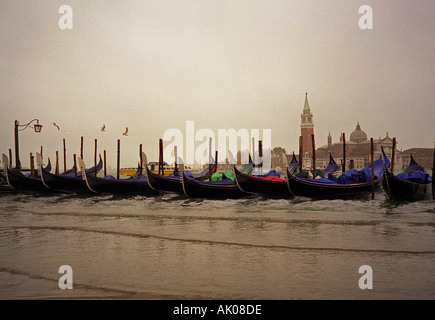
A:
206,163,253,182
295,169,325,179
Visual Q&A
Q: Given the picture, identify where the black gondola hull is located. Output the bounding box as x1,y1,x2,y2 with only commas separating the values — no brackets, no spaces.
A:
41,169,89,193
286,169,382,199
40,156,103,193
182,172,247,199
84,173,157,194
146,166,182,193
6,168,52,193
382,169,430,201
233,166,290,198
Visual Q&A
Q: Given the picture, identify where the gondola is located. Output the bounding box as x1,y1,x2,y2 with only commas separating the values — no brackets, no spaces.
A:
382,153,432,201
143,152,212,193
181,158,253,199
286,153,388,199
2,153,53,193
181,170,250,199
233,152,300,197
38,153,103,193
234,153,339,197
78,157,158,195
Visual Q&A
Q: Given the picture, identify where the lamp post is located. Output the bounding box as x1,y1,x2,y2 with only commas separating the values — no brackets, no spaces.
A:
14,119,43,169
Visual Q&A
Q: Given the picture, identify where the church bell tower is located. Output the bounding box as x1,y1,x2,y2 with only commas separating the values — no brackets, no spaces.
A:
300,92,314,156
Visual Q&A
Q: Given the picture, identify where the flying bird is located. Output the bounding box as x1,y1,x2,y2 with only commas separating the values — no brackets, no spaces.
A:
52,123,60,130
122,127,128,136
101,124,106,131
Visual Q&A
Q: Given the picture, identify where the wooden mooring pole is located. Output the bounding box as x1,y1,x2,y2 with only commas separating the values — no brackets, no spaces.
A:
117,139,120,179
432,141,434,200
80,136,84,159
103,150,107,177
208,138,213,180
259,140,263,176
370,137,375,200
391,137,396,173
298,136,303,172
8,149,12,169
174,146,178,172
342,133,346,173
73,154,77,177
252,137,256,170
55,151,59,175
94,139,97,177
215,151,218,173
139,144,143,175
30,153,35,178
63,138,67,173
159,138,164,176
311,134,316,177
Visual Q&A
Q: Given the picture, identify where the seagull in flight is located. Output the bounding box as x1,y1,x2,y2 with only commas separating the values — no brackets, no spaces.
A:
52,123,60,130
122,127,128,136
101,124,106,131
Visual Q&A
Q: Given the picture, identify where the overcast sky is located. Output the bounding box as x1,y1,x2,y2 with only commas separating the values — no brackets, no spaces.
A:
1,0,434,169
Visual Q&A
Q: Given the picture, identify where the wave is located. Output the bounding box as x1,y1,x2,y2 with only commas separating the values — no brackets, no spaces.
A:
0,267,187,300
4,225,435,255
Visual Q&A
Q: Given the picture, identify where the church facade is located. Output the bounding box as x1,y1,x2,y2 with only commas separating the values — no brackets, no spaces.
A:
315,125,403,171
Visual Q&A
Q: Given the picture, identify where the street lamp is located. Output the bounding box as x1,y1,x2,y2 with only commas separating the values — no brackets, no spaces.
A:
14,119,43,169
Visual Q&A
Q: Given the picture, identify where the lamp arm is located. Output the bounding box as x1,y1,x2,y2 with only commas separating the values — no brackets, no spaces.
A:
17,119,40,131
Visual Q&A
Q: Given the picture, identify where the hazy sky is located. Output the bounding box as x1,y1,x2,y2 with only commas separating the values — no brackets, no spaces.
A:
1,0,434,169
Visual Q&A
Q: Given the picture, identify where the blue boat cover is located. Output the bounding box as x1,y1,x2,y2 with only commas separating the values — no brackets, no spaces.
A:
326,154,389,185
396,171,431,184
169,171,180,177
393,155,432,183
299,177,339,184
322,160,339,177
253,170,280,178
403,156,426,175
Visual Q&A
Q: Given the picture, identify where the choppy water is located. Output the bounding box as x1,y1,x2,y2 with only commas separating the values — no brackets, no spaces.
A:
0,190,434,300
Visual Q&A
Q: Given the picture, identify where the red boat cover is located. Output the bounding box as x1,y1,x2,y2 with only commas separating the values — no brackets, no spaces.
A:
256,176,286,182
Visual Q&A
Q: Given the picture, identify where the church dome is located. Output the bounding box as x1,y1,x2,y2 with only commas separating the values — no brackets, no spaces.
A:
350,122,367,143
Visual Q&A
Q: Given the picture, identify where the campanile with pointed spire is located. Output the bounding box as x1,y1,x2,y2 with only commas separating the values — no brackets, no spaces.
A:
300,92,314,156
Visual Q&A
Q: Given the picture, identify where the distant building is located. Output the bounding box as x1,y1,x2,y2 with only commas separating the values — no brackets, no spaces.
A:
316,125,404,172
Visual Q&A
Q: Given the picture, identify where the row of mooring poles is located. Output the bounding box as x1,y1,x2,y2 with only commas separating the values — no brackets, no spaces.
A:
7,137,166,179
53,137,186,180
51,136,107,178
